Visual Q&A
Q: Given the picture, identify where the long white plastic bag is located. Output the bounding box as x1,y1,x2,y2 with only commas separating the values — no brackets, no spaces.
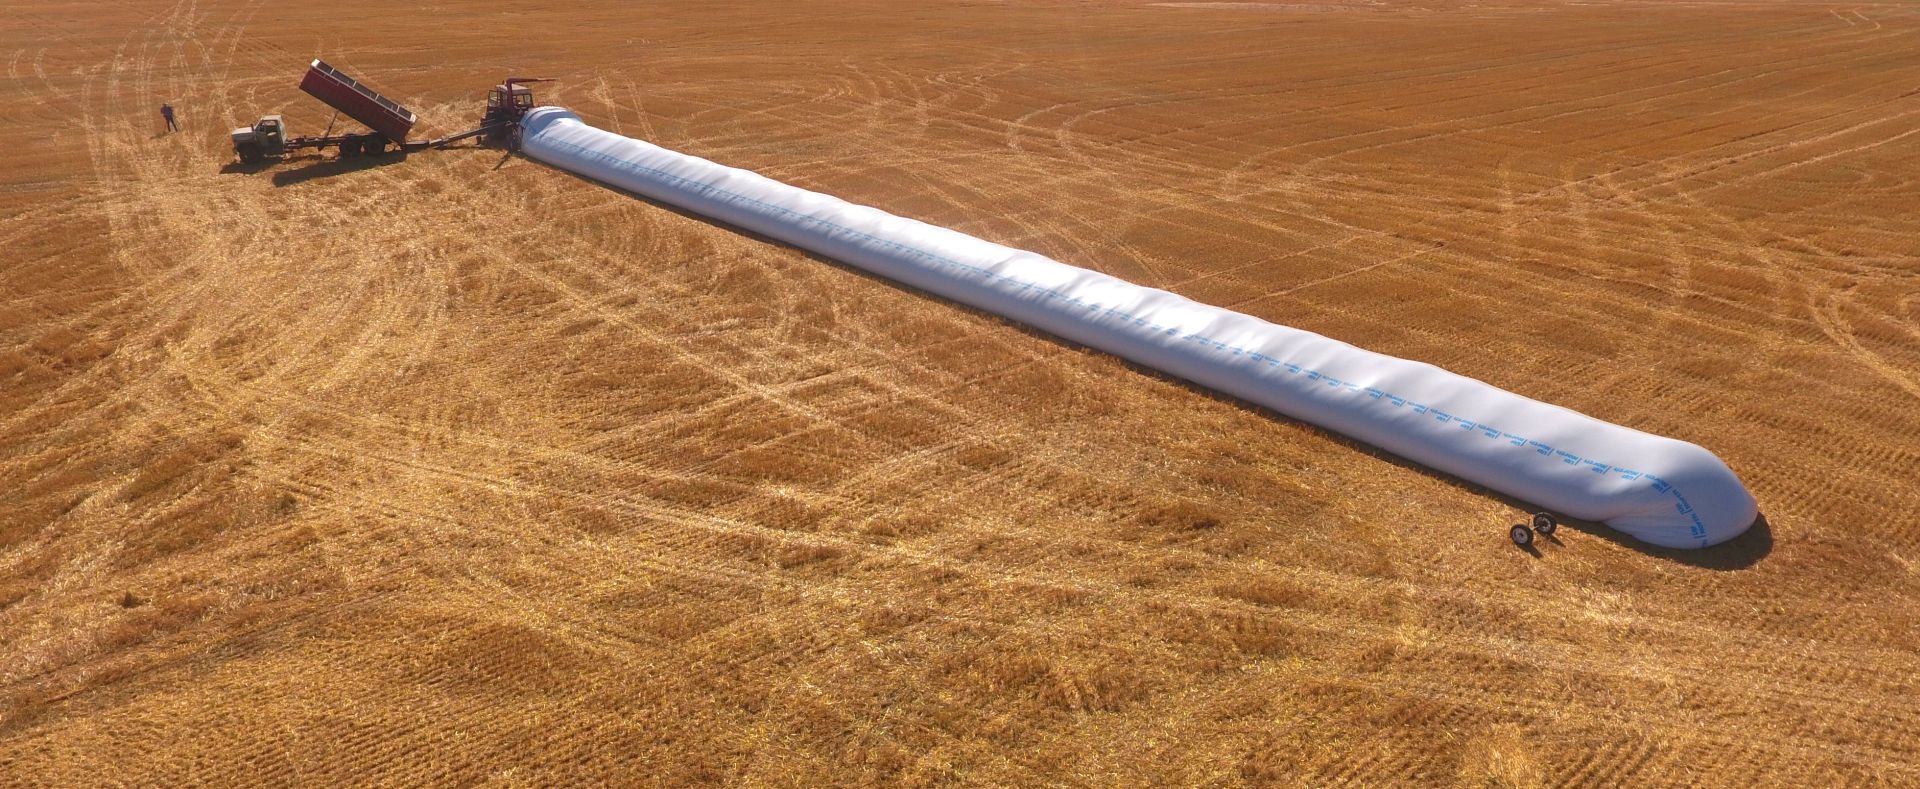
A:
520,107,1758,549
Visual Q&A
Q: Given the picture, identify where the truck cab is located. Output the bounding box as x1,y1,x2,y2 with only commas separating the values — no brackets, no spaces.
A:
230,115,287,163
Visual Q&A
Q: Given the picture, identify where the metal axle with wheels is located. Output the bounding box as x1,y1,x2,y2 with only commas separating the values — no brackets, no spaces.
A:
1509,512,1560,547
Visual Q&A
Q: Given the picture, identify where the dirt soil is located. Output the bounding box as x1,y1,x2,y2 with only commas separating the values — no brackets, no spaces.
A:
3,0,1918,784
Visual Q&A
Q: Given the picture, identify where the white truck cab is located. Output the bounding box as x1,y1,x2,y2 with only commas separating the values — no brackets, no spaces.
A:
230,115,286,163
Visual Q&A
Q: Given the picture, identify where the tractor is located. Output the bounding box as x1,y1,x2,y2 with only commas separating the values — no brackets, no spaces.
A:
480,78,551,150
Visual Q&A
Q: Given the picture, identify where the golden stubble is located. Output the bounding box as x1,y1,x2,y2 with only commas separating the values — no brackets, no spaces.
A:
1,0,1916,784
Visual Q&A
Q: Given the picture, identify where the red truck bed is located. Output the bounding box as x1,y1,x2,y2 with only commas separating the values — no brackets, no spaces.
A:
298,59,417,143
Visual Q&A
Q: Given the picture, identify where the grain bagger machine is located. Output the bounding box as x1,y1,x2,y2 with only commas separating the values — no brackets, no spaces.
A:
230,59,551,163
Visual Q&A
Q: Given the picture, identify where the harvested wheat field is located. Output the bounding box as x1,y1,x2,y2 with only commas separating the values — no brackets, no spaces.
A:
3,0,1918,784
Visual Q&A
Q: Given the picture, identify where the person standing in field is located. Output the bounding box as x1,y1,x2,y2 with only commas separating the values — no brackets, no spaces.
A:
160,103,177,133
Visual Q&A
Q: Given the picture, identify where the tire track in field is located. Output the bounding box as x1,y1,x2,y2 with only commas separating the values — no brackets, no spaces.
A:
1811,286,1920,403
138,315,1920,779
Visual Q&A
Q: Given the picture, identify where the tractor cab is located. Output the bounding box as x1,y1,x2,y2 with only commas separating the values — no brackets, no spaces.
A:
486,84,536,116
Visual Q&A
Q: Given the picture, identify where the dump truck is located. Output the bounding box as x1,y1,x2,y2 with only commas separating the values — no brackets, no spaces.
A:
231,59,551,163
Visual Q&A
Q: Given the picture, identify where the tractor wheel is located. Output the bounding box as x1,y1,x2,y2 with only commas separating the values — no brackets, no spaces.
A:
1532,512,1558,537
1510,524,1534,547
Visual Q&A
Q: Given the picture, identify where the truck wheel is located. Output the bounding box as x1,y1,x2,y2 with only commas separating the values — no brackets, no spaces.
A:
237,144,264,164
1510,524,1534,547
1532,512,1558,536
340,139,361,157
363,138,386,156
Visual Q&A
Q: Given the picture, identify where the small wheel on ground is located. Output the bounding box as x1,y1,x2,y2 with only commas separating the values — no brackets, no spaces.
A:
1510,524,1534,547
1532,512,1558,536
